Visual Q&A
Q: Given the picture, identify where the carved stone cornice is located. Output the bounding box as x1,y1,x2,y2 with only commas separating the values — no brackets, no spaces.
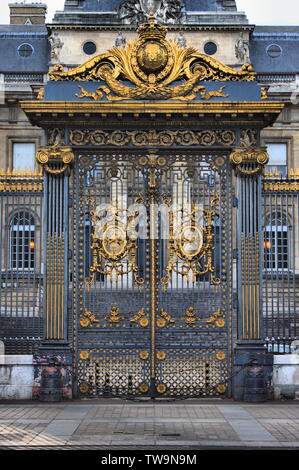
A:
229,147,269,176
36,145,74,175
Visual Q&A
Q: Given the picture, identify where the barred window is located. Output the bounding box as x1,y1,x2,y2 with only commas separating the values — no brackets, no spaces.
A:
11,211,35,270
264,212,288,271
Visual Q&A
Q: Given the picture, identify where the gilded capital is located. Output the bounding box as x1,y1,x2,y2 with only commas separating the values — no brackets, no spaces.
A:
36,145,74,175
229,147,269,176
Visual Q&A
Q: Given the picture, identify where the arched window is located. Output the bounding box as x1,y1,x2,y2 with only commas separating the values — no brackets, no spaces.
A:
264,212,289,270
11,211,35,270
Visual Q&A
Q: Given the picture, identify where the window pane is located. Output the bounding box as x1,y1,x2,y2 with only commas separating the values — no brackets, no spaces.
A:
13,143,35,171
267,144,287,166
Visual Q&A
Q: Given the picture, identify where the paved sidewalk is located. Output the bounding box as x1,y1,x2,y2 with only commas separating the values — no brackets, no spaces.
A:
0,399,299,449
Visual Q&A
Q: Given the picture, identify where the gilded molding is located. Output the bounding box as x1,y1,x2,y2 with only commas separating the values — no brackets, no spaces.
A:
230,147,269,175
36,144,74,175
49,15,255,102
70,129,236,147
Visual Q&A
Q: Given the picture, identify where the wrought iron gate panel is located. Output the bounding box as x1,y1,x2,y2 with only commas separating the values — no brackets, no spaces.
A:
73,151,232,398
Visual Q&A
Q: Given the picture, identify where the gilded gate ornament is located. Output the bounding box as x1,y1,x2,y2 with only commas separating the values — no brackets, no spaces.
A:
36,145,74,175
230,147,269,175
84,202,144,289
49,14,255,102
161,197,221,290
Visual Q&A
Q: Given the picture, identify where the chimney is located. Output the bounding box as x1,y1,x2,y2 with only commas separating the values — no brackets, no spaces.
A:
9,2,47,25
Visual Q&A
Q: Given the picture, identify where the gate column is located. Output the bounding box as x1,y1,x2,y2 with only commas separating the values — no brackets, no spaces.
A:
35,144,74,399
230,147,273,401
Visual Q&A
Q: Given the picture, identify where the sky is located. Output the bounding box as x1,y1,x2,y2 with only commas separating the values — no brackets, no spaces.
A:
0,0,298,25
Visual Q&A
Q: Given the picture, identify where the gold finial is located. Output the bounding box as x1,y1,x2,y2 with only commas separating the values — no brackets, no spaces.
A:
289,168,295,179
149,11,155,24
273,167,279,178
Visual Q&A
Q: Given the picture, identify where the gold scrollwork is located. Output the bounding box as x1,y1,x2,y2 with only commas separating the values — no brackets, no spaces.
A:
70,129,236,148
230,147,269,176
79,310,99,328
182,307,225,328
130,308,149,327
50,15,255,102
156,309,175,328
84,202,144,289
161,198,221,290
36,145,74,175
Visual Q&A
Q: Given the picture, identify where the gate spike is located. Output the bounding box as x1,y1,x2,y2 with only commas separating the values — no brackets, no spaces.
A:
289,168,295,179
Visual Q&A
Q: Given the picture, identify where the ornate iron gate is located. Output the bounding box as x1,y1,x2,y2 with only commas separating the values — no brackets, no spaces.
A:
73,149,232,398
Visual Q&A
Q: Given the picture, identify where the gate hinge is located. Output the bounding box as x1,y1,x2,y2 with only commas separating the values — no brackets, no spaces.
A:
232,248,238,260
232,197,238,208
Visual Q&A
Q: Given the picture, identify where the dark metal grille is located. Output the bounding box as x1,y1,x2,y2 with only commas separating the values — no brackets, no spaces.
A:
262,176,299,353
0,172,44,353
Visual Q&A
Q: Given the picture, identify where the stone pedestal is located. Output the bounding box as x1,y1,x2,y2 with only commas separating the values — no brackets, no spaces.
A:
0,355,33,400
273,354,299,399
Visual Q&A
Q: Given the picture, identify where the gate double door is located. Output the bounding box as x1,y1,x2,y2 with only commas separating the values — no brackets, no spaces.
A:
74,150,232,398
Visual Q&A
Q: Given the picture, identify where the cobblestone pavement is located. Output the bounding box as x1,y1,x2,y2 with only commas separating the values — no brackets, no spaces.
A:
0,400,299,449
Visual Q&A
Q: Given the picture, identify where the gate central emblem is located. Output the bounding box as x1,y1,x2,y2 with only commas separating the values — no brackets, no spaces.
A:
50,14,255,101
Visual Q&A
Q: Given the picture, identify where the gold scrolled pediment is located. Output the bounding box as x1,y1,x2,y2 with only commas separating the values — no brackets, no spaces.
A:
49,14,256,102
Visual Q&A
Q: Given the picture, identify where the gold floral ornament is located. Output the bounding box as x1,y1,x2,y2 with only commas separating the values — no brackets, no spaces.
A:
130,308,149,327
183,306,201,325
105,306,124,323
161,198,221,290
79,310,99,328
49,14,255,103
36,145,74,175
156,309,175,327
230,147,269,176
84,201,144,290
80,350,89,360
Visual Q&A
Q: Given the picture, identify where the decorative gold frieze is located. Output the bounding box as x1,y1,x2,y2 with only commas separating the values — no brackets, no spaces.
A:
36,145,74,175
69,129,236,147
182,307,225,328
230,147,269,175
50,15,255,102
0,168,43,192
263,167,299,191
260,87,268,100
